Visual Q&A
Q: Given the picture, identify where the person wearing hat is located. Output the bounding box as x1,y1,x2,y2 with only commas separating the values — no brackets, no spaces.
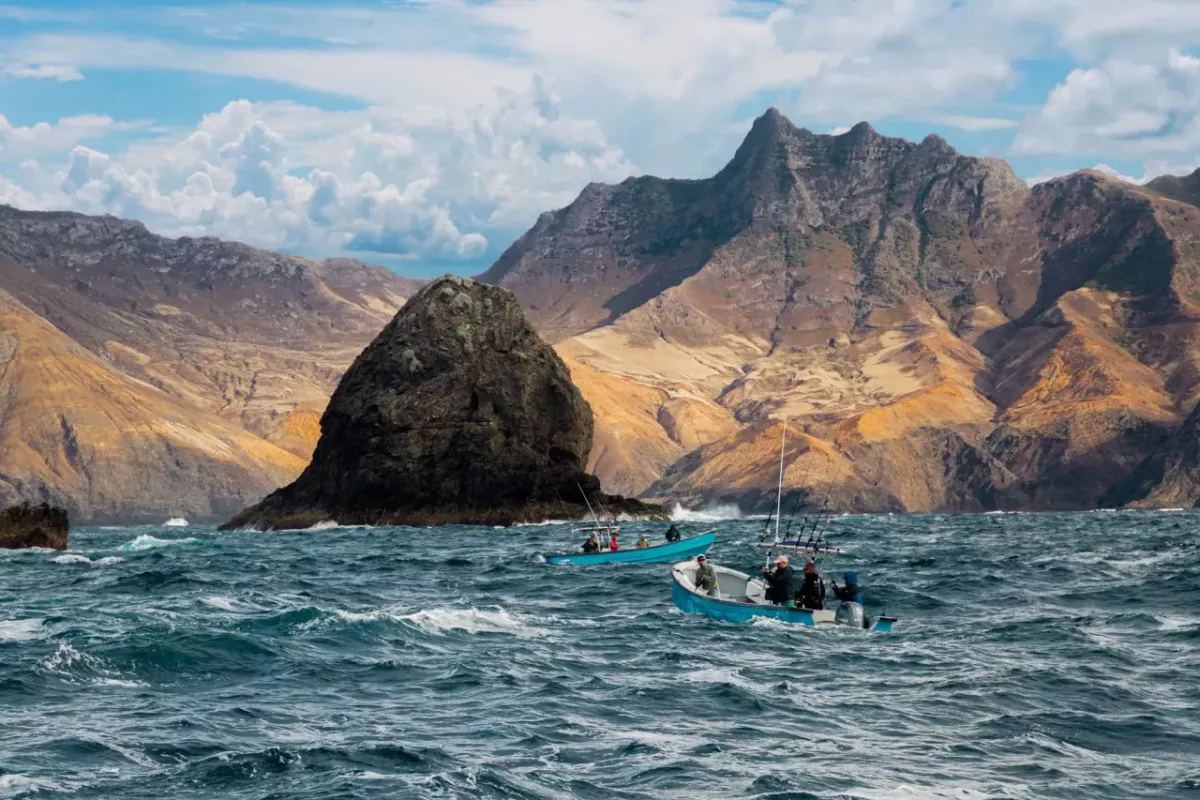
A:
693,554,720,598
581,533,600,553
761,554,795,606
797,560,825,610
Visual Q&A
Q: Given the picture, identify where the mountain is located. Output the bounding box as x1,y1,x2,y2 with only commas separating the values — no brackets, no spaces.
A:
486,109,1200,512
1148,168,1200,209
0,206,421,522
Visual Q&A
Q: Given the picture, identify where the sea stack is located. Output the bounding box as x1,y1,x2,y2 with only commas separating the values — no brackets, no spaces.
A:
222,276,661,529
0,503,69,550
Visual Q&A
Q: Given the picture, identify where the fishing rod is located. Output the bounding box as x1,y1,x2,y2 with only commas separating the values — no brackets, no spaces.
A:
762,417,791,571
577,482,602,529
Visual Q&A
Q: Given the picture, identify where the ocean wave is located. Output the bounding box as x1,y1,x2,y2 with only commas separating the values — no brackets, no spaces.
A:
38,642,147,688
0,618,43,643
163,517,189,527
670,502,746,522
398,607,548,637
0,774,67,797
51,554,124,567
120,534,199,551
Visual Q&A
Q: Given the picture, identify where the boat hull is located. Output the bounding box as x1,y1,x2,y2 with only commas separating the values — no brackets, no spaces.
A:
671,564,895,632
545,531,715,565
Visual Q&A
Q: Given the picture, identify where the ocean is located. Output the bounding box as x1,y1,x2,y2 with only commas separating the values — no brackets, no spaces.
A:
1,510,1197,799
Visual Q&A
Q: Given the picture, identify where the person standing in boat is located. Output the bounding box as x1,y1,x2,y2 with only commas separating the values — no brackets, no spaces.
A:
608,532,619,551
635,534,651,549
694,554,720,598
664,524,681,543
761,555,795,606
582,534,600,553
797,561,825,610
829,571,863,604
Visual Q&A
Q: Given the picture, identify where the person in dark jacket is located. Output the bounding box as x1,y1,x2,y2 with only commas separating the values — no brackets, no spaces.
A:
582,534,600,553
797,560,825,610
761,555,795,606
664,524,681,543
829,571,863,604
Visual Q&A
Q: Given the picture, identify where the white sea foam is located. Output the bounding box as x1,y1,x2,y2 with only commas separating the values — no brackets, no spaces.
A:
121,534,198,551
514,519,571,527
0,774,66,796
51,553,125,567
309,520,340,530
94,678,148,689
202,595,239,612
0,618,43,642
398,607,548,637
163,517,189,527
670,502,747,522
682,666,757,691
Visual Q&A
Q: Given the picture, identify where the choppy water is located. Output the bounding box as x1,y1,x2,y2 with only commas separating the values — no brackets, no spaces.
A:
2,511,1198,799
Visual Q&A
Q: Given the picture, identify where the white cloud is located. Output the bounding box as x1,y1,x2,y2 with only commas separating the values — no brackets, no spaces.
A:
2,84,636,263
2,63,83,81
0,113,126,160
1014,49,1200,157
931,115,1018,132
3,0,1200,263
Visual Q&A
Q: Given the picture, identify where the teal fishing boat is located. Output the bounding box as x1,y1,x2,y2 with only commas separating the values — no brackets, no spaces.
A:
671,560,896,632
545,530,716,565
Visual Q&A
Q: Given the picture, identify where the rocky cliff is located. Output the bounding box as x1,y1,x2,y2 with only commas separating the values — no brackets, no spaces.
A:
0,206,420,522
0,502,68,550
487,109,1200,512
222,276,660,529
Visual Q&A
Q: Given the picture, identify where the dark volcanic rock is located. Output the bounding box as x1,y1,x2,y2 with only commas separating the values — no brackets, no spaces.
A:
0,503,69,550
1102,401,1200,509
222,276,662,529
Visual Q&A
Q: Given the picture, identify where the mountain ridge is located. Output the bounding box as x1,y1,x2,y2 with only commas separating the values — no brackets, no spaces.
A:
4,108,1200,518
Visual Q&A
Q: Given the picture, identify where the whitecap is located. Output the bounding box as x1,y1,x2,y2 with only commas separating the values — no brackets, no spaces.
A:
163,517,189,527
398,607,548,637
682,666,757,691
120,534,198,551
671,502,748,522
308,520,340,530
51,553,125,567
52,553,93,565
0,774,66,796
201,595,239,612
94,678,148,689
0,618,43,643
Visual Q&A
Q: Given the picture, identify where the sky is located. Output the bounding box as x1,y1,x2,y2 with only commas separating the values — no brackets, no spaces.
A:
1,0,1198,277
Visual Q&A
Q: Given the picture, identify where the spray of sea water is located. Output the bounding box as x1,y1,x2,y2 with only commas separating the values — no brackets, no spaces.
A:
1,511,1197,798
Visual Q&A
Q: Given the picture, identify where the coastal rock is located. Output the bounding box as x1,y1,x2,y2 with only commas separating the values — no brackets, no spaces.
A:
0,503,69,550
222,276,661,529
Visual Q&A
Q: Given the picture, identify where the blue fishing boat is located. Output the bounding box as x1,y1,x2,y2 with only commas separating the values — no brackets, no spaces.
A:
671,560,896,632
545,530,716,565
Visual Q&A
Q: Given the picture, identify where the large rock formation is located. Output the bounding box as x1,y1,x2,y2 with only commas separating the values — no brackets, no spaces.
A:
0,503,68,550
486,108,1200,512
222,276,660,529
0,206,421,522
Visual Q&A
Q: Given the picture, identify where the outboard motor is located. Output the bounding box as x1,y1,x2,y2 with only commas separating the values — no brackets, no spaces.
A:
835,601,865,628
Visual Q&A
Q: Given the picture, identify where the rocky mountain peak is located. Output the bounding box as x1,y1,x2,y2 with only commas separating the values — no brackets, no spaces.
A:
222,275,658,528
1148,167,1200,209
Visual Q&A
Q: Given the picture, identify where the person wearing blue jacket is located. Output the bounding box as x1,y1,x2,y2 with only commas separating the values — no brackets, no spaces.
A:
829,571,863,604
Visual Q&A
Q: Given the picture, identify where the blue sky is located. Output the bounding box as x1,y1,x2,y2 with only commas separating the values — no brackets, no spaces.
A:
1,0,1199,277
